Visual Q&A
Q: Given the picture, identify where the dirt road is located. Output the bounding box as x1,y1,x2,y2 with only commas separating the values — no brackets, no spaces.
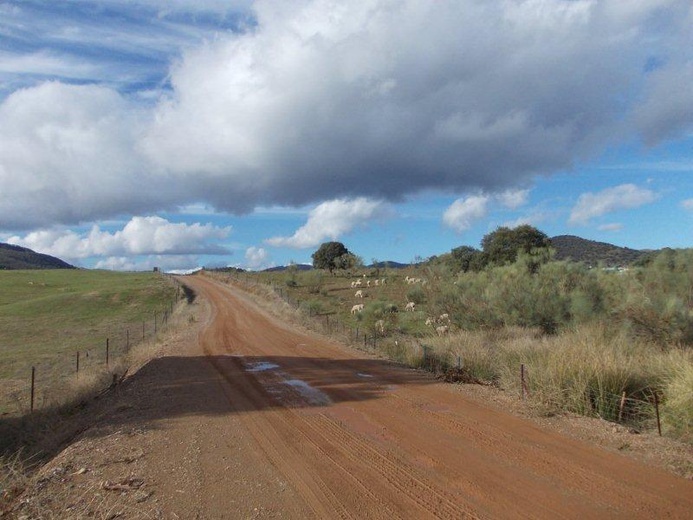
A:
12,275,692,518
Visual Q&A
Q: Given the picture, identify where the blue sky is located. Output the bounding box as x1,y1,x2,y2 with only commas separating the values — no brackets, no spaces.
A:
0,0,691,271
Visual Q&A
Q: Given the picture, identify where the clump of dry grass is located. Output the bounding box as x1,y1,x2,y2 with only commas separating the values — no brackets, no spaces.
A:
423,323,692,438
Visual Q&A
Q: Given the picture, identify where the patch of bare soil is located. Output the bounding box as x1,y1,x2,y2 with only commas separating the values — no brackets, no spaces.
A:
4,275,692,519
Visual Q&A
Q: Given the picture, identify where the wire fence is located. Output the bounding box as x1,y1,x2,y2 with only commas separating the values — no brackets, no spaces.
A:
1,281,184,417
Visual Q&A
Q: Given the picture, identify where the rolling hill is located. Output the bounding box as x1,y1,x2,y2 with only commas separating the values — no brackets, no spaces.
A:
0,243,75,270
550,235,647,266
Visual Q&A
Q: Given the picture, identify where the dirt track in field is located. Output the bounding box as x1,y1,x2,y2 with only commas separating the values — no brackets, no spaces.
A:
11,274,692,519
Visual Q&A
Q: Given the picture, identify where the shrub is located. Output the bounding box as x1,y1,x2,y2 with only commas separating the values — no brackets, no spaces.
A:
406,285,426,305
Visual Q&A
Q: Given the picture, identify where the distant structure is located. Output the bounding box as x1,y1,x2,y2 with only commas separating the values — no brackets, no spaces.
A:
153,267,160,273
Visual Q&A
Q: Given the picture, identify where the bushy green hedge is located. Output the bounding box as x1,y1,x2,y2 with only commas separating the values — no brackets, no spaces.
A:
435,249,693,346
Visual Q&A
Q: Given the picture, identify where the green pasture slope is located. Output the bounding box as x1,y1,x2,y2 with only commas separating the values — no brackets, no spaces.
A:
0,270,178,405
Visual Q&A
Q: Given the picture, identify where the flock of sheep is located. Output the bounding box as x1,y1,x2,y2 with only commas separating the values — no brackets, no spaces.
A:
347,274,450,335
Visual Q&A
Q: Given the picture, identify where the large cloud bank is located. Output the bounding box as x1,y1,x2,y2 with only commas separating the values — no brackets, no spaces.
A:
1,0,691,230
8,216,231,260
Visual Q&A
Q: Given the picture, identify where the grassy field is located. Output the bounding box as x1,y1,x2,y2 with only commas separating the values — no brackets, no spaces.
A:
0,270,179,414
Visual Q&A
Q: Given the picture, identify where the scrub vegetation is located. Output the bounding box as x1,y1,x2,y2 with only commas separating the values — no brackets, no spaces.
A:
226,234,693,442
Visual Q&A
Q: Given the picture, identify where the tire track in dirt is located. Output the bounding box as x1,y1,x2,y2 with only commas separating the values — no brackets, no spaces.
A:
183,274,693,519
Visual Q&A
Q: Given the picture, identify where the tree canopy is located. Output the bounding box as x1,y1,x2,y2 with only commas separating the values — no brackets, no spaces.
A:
481,225,551,266
311,241,355,273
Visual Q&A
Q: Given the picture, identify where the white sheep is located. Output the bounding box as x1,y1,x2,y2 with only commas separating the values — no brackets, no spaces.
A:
436,325,449,336
374,279,380,286
375,319,385,334
405,301,416,312
354,279,362,287
425,317,435,326
355,290,364,298
438,313,450,323
351,304,365,314
381,278,386,285
366,280,371,287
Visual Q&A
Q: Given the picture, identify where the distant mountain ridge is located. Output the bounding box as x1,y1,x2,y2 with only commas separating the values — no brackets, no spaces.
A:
0,243,75,270
550,235,647,266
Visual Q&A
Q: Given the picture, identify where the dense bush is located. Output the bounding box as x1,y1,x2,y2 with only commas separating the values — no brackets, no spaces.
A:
436,248,693,345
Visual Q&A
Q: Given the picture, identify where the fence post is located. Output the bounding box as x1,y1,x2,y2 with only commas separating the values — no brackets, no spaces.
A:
106,338,110,367
654,392,662,436
520,364,526,400
618,392,626,422
30,366,35,412
76,351,80,374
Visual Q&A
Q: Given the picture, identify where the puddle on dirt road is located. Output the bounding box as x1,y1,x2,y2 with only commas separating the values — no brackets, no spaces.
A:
245,362,281,372
283,379,332,406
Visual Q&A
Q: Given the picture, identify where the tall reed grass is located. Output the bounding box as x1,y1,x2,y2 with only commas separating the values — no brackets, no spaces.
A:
424,324,692,439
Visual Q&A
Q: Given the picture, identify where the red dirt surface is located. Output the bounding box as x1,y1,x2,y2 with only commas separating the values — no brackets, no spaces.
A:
8,275,692,518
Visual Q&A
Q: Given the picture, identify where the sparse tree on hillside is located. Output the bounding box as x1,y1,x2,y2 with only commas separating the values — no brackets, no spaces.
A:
481,225,551,267
449,245,482,273
312,241,354,274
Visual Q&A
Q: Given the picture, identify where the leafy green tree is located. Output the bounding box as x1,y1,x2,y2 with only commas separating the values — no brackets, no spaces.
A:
449,245,481,273
312,241,353,273
481,225,551,267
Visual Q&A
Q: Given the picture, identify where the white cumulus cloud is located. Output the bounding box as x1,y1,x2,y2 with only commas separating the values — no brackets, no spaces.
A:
245,246,271,270
442,195,489,233
1,0,691,229
266,198,390,249
569,184,658,225
497,189,530,210
8,216,231,260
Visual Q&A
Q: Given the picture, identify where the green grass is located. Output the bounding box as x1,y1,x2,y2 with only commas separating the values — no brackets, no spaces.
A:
0,270,178,413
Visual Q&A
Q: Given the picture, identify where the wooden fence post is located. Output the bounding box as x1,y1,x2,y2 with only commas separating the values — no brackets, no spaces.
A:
654,392,662,436
106,338,110,367
76,351,80,374
618,392,627,422
520,364,526,400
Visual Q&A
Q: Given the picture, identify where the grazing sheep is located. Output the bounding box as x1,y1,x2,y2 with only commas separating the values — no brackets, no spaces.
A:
374,279,380,286
381,278,386,285
436,325,449,336
355,290,364,298
405,301,416,312
351,304,365,314
425,317,435,326
375,319,385,334
354,279,362,287
366,280,371,287
438,313,450,323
